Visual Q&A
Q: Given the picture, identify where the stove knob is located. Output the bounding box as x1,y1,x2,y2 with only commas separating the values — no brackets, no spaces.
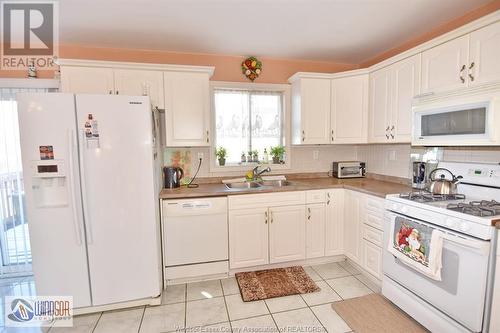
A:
459,222,470,232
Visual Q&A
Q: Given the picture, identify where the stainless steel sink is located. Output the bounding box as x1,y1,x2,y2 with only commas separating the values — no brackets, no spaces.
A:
258,180,293,187
225,182,262,190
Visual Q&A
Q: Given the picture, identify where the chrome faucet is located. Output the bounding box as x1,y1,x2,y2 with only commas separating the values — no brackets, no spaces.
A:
252,166,271,180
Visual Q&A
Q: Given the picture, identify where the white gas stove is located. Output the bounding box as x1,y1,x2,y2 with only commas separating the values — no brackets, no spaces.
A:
383,162,499,333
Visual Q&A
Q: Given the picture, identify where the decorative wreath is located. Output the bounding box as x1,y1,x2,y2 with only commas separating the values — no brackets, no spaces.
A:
241,56,262,81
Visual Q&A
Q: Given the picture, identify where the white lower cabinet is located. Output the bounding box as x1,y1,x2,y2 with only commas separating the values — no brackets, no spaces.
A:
306,203,326,259
228,208,269,269
269,205,306,263
343,190,363,265
325,189,344,256
362,240,383,279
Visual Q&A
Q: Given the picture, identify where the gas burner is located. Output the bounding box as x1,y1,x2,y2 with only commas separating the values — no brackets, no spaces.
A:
399,191,466,203
447,200,500,217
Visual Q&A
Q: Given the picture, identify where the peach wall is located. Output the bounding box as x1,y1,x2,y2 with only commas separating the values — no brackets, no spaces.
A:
360,0,500,67
58,45,358,83
0,45,357,83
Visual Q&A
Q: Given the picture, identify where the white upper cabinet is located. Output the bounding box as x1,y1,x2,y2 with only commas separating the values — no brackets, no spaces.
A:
113,69,165,109
269,205,306,263
61,66,115,94
391,54,421,142
331,74,369,144
291,77,331,144
469,21,500,87
164,71,211,147
370,54,421,143
369,68,391,143
421,35,469,94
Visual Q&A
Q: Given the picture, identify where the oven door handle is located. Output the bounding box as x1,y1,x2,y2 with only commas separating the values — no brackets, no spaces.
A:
441,233,490,254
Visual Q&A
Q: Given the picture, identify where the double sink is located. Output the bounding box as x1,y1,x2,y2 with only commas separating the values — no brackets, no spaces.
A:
225,180,292,190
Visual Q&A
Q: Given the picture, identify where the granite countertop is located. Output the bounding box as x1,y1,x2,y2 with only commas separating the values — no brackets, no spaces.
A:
159,177,411,200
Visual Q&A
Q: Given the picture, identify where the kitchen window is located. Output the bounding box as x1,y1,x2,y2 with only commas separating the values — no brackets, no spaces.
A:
213,85,287,167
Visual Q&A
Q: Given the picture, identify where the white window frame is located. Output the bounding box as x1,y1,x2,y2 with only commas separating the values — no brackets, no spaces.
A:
209,81,291,172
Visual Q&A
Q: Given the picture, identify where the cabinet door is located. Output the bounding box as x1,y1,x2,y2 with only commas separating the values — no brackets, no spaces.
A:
299,78,331,144
229,208,269,269
164,71,210,147
343,191,362,265
362,240,382,279
369,69,391,143
325,190,344,256
60,66,115,94
390,54,421,142
421,35,469,94
306,203,326,259
114,69,165,109
469,21,500,87
331,75,369,144
269,205,306,263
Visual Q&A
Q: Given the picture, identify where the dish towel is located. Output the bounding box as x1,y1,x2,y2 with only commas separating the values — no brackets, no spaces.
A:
388,216,444,281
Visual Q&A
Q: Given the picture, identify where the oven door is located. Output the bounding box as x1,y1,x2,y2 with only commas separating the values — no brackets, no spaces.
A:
383,212,491,332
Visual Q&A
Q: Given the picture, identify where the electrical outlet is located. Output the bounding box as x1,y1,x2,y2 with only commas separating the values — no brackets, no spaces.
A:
197,152,204,160
313,150,319,160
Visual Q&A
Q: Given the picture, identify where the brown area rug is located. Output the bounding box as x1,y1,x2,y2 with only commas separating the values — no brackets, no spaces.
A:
332,293,429,333
235,266,320,302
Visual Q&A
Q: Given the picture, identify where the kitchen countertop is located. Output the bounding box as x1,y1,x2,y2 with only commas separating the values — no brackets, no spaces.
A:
159,177,411,200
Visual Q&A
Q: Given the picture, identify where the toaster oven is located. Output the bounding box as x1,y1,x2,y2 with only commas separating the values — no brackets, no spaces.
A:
332,161,366,178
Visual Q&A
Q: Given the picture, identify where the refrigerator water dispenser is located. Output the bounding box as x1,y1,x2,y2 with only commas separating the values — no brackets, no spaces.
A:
31,160,69,207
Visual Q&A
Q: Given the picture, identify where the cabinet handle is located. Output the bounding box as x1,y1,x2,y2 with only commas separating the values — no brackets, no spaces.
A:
270,211,273,223
468,62,475,82
390,125,395,139
302,130,305,142
327,193,331,205
206,130,209,143
459,64,466,83
116,90,119,95
385,126,390,140
307,207,311,220
331,130,334,142
265,211,268,224
108,90,112,94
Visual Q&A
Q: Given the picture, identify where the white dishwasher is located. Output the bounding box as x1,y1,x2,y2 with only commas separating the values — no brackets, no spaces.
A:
163,197,228,281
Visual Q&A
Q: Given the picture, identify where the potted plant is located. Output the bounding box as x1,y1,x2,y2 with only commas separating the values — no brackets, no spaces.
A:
241,151,246,163
215,147,227,166
247,151,253,163
252,149,259,162
270,146,285,164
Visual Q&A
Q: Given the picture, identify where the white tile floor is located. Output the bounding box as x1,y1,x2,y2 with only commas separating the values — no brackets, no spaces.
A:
0,261,379,333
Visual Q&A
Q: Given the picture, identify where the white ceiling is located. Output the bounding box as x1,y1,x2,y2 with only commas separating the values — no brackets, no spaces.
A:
59,0,492,64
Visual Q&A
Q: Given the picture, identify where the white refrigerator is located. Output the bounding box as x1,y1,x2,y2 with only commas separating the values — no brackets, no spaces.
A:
16,93,162,309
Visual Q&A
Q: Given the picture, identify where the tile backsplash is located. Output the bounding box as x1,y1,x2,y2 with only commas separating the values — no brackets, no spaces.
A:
162,144,500,181
358,144,500,179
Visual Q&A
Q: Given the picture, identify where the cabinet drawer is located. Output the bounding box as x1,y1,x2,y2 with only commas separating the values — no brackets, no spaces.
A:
365,213,384,231
362,240,382,279
363,224,383,247
228,191,306,210
365,196,385,215
306,190,326,204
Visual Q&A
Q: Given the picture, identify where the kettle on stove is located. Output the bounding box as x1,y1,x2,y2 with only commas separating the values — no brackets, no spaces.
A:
163,166,184,189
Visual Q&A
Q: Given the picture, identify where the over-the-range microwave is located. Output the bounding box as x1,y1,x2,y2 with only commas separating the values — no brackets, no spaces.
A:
412,88,500,146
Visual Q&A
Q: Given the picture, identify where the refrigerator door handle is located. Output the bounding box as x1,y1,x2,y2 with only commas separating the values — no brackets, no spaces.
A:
78,130,94,244
68,129,83,246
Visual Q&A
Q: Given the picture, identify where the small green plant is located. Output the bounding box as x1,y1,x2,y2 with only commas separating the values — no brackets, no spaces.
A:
270,146,285,164
215,147,227,166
